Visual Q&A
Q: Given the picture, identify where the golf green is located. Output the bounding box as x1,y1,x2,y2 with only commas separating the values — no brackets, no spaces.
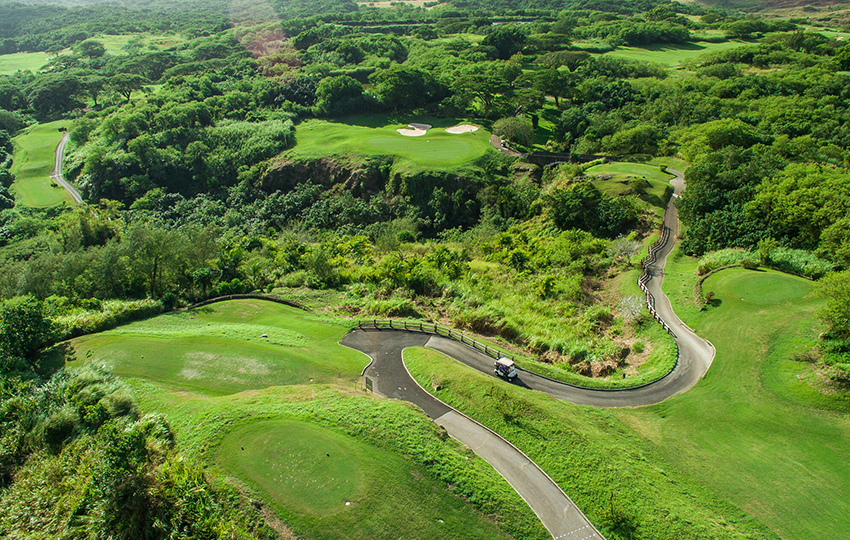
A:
217,419,365,516
292,117,491,169
69,299,365,395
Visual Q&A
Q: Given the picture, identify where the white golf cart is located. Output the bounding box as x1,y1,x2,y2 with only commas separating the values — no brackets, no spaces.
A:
494,357,517,379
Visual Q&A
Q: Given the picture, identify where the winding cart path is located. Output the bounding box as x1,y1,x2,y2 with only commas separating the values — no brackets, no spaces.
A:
51,132,82,205
341,168,715,539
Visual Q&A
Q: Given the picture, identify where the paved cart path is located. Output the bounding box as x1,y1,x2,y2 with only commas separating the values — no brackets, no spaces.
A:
51,132,82,205
341,169,716,539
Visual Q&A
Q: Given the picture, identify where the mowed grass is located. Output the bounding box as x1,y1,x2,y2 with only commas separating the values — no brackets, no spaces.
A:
291,116,490,169
598,40,748,68
0,51,52,75
217,419,365,516
10,120,73,207
585,162,673,217
616,261,850,540
403,347,778,540
91,33,185,55
68,300,366,395
214,415,516,539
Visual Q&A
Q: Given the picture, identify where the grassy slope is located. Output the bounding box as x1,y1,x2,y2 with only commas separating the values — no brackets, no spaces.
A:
403,347,778,540
586,162,673,218
291,116,490,170
67,299,545,539
134,383,546,540
0,52,52,75
598,40,748,68
616,253,850,540
69,300,365,395
10,120,73,207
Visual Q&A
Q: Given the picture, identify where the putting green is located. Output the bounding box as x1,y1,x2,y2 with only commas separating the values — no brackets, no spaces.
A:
69,299,365,395
217,419,365,516
292,117,490,169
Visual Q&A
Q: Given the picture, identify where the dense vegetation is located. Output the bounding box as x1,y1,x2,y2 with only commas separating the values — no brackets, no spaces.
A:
0,0,849,538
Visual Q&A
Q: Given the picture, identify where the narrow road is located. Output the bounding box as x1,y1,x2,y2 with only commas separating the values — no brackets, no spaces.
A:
340,169,715,538
51,132,83,205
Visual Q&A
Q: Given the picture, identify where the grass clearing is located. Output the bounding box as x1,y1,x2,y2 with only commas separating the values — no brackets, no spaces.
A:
616,257,850,540
10,120,73,207
598,40,749,69
291,115,490,170
403,347,778,540
586,162,673,217
130,382,544,539
0,52,52,75
91,33,185,55
68,300,365,395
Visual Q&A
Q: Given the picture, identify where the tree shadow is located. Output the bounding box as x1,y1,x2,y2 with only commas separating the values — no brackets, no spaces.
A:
39,342,76,378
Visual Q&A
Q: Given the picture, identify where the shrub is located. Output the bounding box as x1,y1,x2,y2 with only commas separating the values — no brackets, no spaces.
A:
632,341,645,354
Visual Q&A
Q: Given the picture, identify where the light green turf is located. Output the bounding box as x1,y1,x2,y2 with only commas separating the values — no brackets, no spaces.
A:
216,419,366,516
90,33,185,55
0,52,53,75
403,347,779,540
291,116,491,170
617,260,850,540
585,162,673,216
10,120,73,207
68,299,365,395
598,40,748,68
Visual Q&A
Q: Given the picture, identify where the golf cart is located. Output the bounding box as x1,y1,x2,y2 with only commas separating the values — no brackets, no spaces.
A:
494,357,517,379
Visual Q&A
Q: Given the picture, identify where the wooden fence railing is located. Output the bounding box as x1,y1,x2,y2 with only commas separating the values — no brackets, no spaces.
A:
638,226,676,338
357,319,512,361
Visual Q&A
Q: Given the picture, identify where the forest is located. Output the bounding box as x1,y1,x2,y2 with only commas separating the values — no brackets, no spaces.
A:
0,0,849,537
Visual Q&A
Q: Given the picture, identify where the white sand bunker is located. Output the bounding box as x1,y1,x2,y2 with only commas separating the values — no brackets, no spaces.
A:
445,124,479,134
396,123,432,137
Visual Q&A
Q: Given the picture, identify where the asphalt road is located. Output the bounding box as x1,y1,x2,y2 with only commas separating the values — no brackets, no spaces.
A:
51,132,83,205
340,169,715,538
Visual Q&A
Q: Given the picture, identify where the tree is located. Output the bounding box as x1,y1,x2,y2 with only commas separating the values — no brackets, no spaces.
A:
0,296,53,365
314,75,364,116
608,237,642,266
492,116,534,146
109,73,147,102
369,66,445,112
534,68,571,107
75,39,106,58
815,271,850,341
481,27,527,60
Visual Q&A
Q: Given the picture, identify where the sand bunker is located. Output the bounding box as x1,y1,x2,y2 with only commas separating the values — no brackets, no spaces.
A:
396,123,432,137
446,124,479,134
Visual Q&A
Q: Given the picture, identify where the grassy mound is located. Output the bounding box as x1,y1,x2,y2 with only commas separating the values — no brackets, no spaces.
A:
68,299,365,395
217,419,365,516
585,162,673,217
403,347,778,540
10,120,73,207
291,116,490,170
619,257,850,540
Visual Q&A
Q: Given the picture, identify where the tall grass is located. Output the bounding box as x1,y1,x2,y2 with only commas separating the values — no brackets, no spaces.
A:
54,299,163,340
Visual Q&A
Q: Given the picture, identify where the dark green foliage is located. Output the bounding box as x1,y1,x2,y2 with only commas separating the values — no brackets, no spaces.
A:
544,182,639,238
481,26,527,60
0,296,53,365
315,75,366,116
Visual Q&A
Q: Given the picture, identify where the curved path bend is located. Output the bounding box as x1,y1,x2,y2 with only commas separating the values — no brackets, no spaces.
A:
341,169,716,538
52,132,83,205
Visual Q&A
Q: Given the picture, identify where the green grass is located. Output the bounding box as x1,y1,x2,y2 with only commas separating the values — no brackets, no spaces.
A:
131,383,545,540
403,347,779,540
214,416,518,539
68,299,365,395
10,120,73,207
291,116,491,170
585,162,674,217
90,33,185,55
0,52,53,75
217,419,365,516
615,257,850,540
598,40,749,69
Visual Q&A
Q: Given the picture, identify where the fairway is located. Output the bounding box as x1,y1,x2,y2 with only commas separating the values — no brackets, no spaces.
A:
585,162,673,215
0,51,52,75
599,40,748,68
617,264,850,540
10,120,73,207
292,117,490,169
69,299,366,394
